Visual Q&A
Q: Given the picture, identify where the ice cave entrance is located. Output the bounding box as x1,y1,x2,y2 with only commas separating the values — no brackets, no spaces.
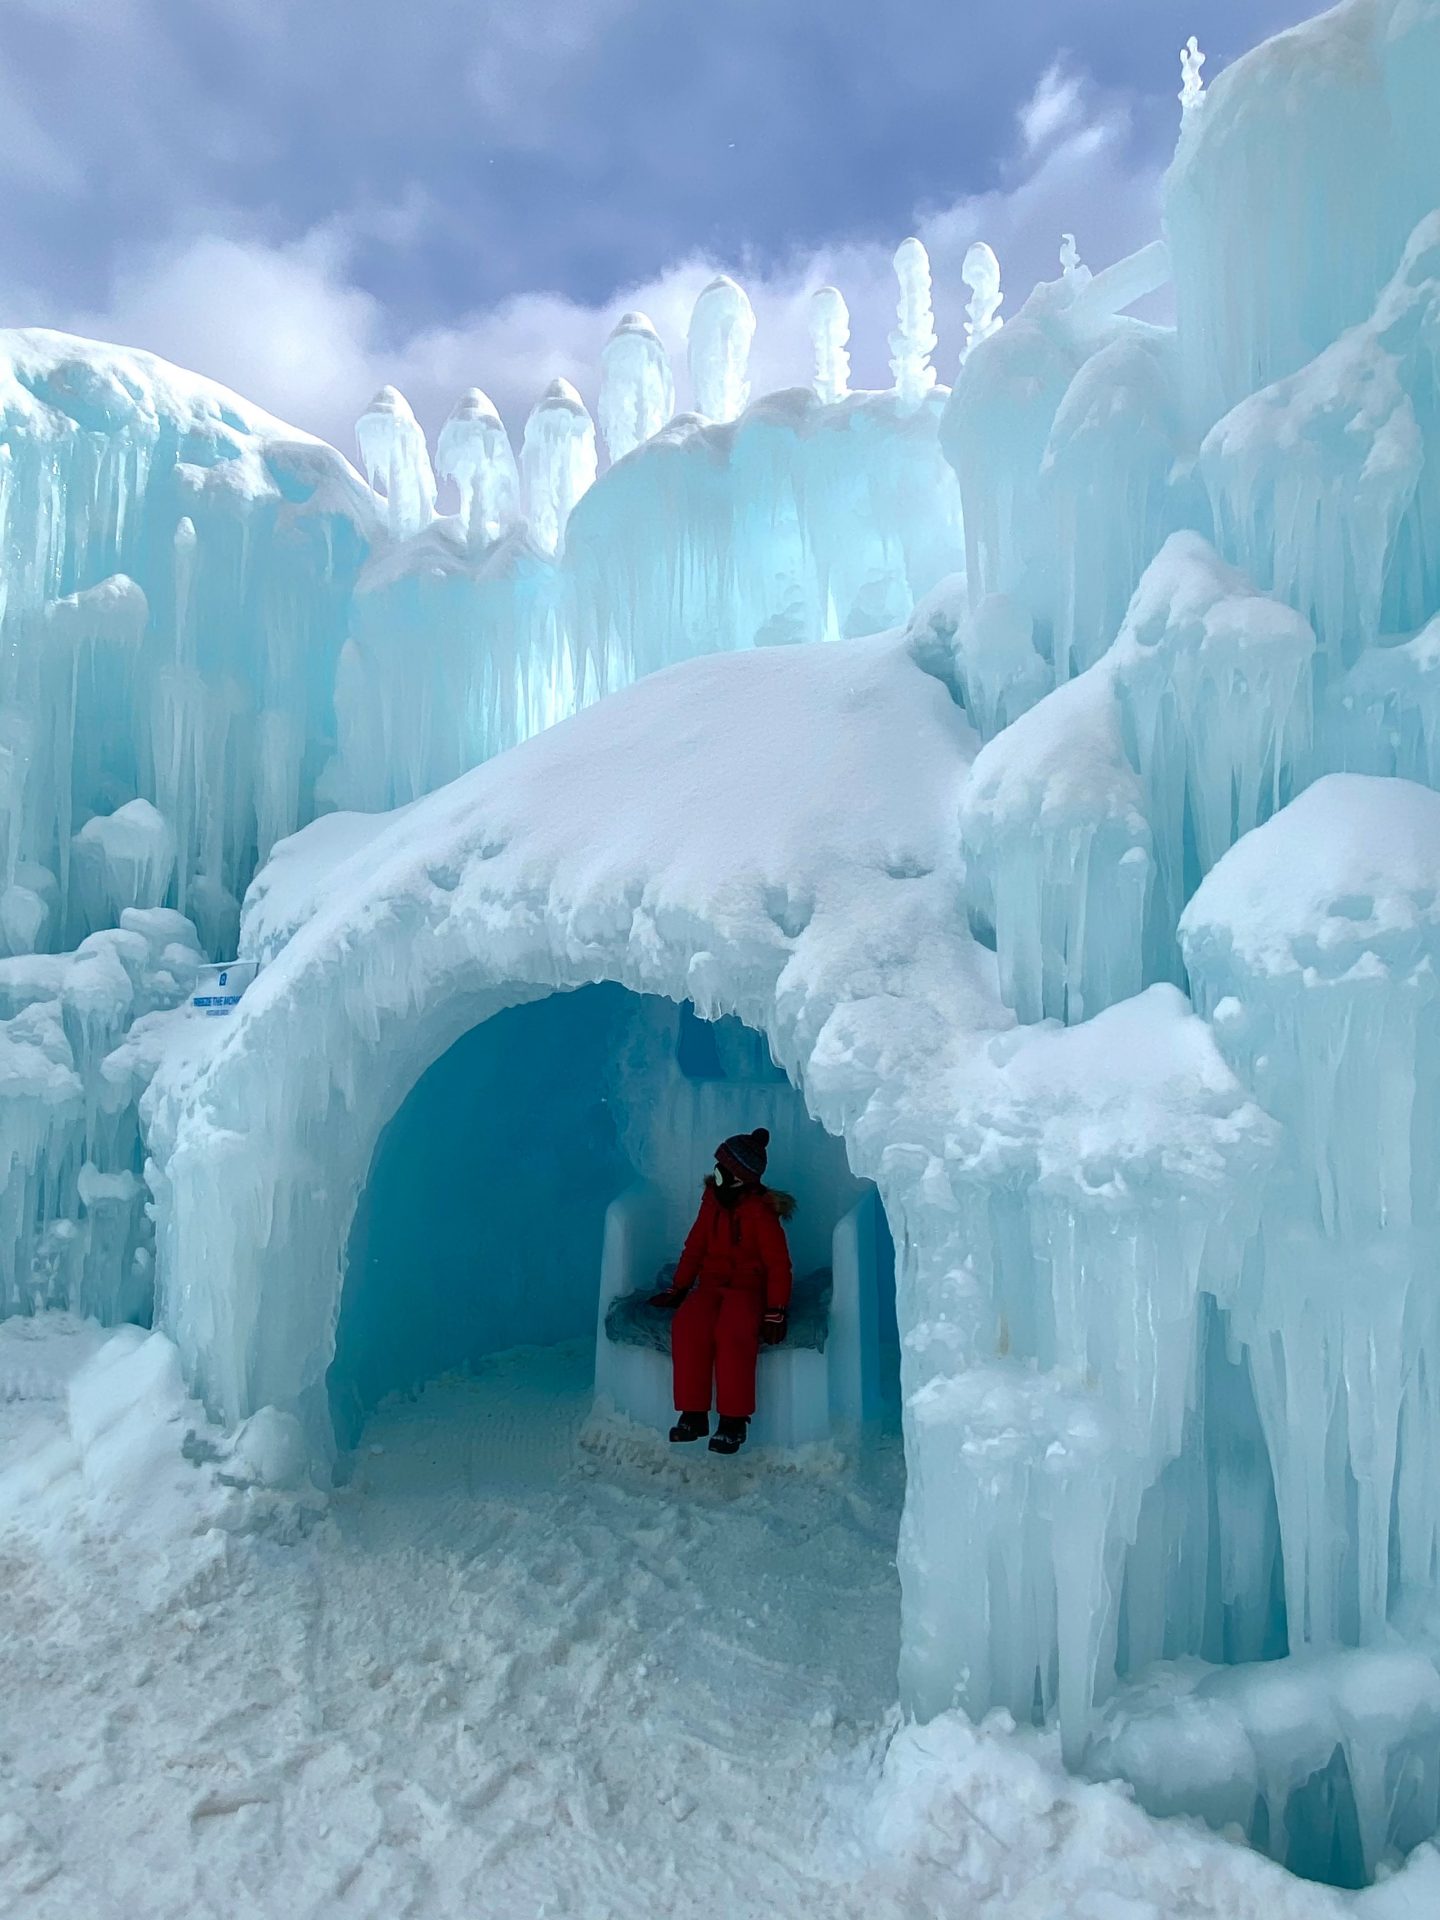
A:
327,984,899,1468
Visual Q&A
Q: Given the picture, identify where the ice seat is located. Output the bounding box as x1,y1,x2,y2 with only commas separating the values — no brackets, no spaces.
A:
604,1264,833,1354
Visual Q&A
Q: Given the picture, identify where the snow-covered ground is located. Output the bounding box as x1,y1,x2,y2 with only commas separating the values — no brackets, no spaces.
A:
4,1315,1433,1919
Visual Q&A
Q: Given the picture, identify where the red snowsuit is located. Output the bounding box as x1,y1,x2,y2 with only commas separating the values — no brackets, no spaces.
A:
670,1185,793,1419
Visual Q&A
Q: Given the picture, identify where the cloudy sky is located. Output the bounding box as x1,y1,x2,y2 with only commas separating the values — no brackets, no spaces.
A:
0,0,1316,456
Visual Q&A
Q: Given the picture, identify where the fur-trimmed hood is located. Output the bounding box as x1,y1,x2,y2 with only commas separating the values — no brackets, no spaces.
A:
705,1180,796,1220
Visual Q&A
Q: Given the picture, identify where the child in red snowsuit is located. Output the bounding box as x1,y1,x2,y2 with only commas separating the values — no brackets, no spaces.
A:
650,1128,794,1455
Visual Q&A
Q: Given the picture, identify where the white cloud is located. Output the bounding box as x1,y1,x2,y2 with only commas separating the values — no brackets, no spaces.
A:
1019,61,1086,153
42,81,1167,472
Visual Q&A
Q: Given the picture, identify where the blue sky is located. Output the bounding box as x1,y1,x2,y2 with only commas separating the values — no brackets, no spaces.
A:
0,0,1317,453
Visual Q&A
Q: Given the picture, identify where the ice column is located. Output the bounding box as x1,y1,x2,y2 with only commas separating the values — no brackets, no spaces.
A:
598,313,675,465
809,287,851,405
961,243,1004,364
356,386,438,540
520,378,598,558
889,238,938,407
687,275,756,424
436,389,520,548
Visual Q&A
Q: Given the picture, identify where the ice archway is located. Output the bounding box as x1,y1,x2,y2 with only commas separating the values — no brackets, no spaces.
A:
145,632,990,1445
144,629,1267,1739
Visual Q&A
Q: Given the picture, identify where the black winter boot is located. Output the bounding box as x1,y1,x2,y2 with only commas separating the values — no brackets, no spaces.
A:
708,1416,748,1455
669,1411,709,1443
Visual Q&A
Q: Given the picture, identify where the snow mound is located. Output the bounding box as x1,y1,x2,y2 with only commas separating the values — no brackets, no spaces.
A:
1181,774,1440,980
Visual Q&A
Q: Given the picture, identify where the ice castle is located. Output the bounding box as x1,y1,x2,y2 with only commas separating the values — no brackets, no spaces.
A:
3,0,1440,1889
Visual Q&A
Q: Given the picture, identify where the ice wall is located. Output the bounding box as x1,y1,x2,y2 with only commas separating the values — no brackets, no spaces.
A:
1166,0,1440,435
0,268,977,966
0,331,372,958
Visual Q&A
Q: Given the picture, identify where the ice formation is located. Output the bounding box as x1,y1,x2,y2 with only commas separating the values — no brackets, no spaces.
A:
808,286,851,405
960,241,1004,364
5,0,1440,1897
687,274,756,423
519,377,597,557
1180,35,1206,114
889,237,938,407
435,387,520,547
356,385,437,538
597,312,675,464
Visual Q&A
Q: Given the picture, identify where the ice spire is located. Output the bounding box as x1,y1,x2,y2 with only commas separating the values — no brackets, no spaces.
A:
1179,35,1206,114
436,389,520,549
889,237,938,406
598,312,675,465
961,242,1004,365
687,275,756,424
355,386,437,540
519,378,597,557
809,287,851,405
1060,233,1091,287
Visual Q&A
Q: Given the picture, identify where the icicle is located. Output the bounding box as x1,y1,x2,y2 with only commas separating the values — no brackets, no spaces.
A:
598,313,675,465
436,389,520,549
961,242,1004,365
889,237,938,407
687,275,755,424
519,378,597,558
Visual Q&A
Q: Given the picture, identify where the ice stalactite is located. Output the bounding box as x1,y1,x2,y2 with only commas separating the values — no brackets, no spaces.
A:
1329,612,1440,785
1109,531,1315,975
1182,777,1440,1664
961,242,1004,366
436,389,520,548
356,386,437,540
1179,35,1206,114
808,287,851,405
40,574,149,930
1042,334,1193,684
889,237,938,408
961,534,1314,1024
0,906,200,1320
961,666,1154,1024
598,313,675,465
520,378,598,558
687,275,756,424
901,987,1279,1766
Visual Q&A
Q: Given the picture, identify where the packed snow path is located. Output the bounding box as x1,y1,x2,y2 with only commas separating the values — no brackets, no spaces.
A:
2,1331,911,1919
3,1319,1406,1920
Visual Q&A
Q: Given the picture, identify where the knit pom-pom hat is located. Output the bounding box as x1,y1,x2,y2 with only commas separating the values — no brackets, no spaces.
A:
715,1127,769,1185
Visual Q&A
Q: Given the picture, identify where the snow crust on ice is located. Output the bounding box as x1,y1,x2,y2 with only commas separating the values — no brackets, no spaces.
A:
1180,773,1440,979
